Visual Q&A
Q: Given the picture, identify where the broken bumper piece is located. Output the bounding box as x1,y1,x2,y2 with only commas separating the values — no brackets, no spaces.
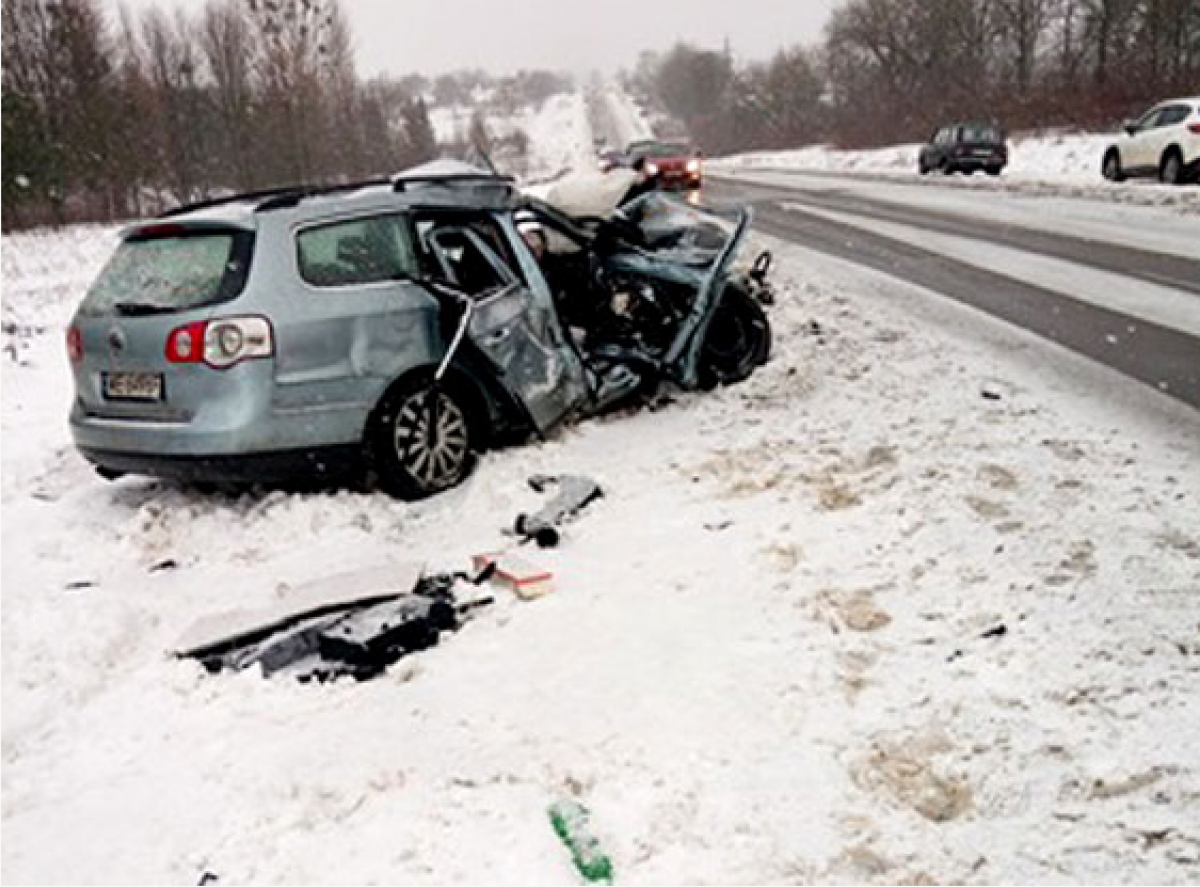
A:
177,567,490,682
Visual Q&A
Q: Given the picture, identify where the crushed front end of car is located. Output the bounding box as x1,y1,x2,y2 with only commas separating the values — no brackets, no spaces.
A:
521,183,773,413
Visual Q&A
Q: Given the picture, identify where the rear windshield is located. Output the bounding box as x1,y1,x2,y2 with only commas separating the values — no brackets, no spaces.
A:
81,229,253,316
960,124,1004,143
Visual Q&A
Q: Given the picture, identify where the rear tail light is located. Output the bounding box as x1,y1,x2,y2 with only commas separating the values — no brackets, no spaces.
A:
66,326,83,364
166,316,273,369
165,321,206,363
1188,122,1200,134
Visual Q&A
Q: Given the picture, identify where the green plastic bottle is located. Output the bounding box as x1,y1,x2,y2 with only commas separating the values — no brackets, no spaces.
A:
548,799,614,884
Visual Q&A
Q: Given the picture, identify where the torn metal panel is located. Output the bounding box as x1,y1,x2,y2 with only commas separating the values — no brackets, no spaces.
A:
175,562,423,659
514,474,603,546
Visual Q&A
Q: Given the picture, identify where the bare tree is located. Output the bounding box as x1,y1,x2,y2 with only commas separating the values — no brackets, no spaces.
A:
200,0,258,190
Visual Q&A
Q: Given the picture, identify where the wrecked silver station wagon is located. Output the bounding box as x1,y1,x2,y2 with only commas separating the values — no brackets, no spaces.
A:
67,161,773,499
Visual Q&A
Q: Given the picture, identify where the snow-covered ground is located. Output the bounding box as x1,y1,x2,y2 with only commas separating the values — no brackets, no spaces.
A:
712,133,1200,209
3,217,1199,883
597,87,655,149
429,91,595,181
713,131,1111,181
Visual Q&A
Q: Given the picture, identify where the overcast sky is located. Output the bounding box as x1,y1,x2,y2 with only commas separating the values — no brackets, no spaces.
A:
108,0,840,77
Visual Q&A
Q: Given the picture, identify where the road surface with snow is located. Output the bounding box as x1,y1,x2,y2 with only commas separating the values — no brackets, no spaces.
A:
708,171,1200,407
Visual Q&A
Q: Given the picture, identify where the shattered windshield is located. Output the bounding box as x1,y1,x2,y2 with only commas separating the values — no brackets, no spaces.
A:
81,230,253,316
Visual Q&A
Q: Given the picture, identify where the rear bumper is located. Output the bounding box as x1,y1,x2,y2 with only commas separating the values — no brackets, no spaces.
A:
69,390,371,458
78,444,361,483
952,156,1006,170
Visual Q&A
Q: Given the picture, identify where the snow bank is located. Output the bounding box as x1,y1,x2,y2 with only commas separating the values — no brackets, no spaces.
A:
3,223,1199,884
521,92,595,180
1,225,118,335
429,91,594,181
712,131,1116,181
711,131,1200,207
599,87,655,149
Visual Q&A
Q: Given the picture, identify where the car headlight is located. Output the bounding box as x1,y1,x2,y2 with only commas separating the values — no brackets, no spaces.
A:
686,158,701,173
645,162,659,176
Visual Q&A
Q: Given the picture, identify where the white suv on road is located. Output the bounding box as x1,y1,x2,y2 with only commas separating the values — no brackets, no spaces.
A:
1102,97,1200,185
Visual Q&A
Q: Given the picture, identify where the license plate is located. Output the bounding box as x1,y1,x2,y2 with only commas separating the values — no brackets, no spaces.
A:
103,371,163,401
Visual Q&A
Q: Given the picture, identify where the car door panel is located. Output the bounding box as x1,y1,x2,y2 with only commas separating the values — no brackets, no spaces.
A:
274,214,440,414
426,225,587,432
1126,108,1163,171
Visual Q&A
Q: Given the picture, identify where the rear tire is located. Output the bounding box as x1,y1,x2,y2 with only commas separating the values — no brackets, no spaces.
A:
367,374,475,500
985,166,1002,176
697,287,771,390
1160,149,1183,185
1102,149,1125,182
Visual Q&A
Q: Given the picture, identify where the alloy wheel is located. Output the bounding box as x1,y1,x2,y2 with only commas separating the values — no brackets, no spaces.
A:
392,389,470,491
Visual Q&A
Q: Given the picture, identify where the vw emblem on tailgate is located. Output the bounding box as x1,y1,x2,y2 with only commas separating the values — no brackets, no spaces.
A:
107,327,126,354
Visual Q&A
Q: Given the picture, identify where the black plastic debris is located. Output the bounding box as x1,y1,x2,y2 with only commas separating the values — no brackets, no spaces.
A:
150,558,179,573
981,388,1003,401
514,474,603,548
980,623,1008,639
318,595,456,674
64,579,97,591
182,567,492,682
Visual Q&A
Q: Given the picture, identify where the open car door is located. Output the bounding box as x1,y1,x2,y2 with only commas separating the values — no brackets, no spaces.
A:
423,224,588,433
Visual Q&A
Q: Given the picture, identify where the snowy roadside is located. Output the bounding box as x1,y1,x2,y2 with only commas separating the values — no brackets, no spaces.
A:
429,91,595,182
597,87,655,149
711,134,1200,211
3,221,1199,883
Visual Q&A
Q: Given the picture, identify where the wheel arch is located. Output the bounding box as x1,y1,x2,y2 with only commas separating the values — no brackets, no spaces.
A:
362,359,498,452
1160,143,1184,167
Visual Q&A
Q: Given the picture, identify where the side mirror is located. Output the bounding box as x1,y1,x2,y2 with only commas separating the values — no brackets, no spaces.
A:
1123,120,1138,135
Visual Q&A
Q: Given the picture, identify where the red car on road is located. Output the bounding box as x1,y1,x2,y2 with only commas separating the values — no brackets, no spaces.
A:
625,140,703,190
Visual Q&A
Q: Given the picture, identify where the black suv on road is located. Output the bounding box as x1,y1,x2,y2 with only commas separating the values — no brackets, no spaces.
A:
918,123,1008,176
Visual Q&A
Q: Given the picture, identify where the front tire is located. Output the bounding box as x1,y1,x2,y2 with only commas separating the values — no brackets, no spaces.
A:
697,287,771,390
367,375,475,500
1102,149,1125,182
1160,149,1183,185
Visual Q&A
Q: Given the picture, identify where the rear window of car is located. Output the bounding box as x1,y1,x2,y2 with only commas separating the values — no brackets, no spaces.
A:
960,124,1003,143
297,214,419,288
81,229,253,317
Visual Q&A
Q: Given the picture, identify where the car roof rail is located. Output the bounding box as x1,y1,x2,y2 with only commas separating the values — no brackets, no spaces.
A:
254,178,395,212
158,178,396,218
157,185,311,218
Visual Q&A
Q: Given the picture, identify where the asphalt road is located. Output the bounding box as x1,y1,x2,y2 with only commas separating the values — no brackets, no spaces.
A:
707,175,1200,409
